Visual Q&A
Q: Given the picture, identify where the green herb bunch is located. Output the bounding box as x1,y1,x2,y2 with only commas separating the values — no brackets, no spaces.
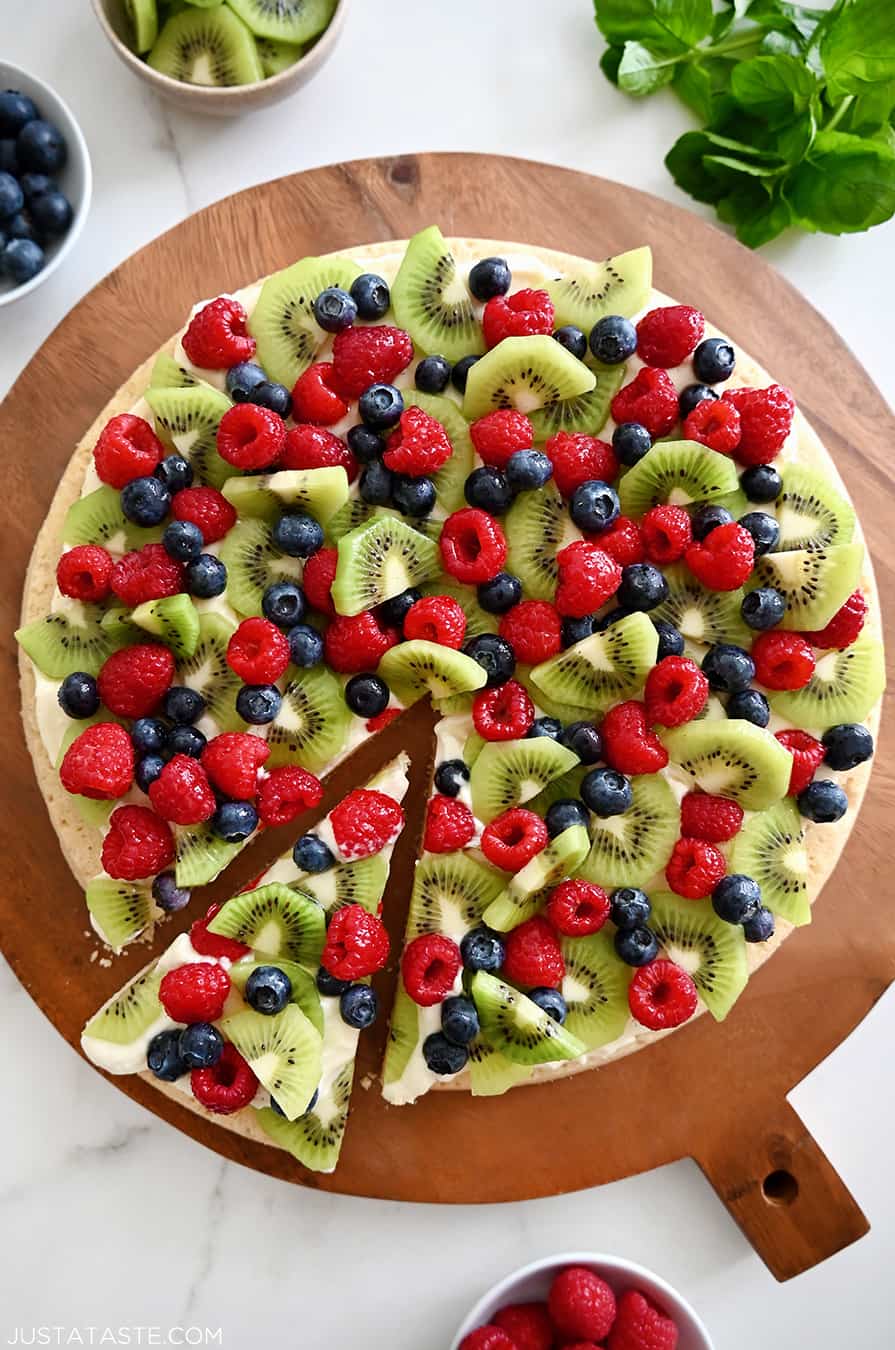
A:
594,0,895,246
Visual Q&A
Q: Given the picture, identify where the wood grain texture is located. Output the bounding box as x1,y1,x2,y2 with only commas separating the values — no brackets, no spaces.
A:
1,154,892,1281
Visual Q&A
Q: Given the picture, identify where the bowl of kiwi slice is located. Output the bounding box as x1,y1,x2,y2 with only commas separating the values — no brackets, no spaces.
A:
91,0,348,115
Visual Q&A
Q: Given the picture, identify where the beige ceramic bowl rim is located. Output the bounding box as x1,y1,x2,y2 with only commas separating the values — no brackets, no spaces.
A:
89,0,348,101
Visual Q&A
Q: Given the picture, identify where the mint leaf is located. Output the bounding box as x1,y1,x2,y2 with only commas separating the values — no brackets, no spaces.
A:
719,181,793,248
821,0,895,96
674,61,734,121
788,129,895,232
593,0,713,51
618,41,682,95
730,54,818,124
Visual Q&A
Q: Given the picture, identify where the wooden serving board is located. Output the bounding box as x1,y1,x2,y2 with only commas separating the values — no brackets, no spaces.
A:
2,154,893,1282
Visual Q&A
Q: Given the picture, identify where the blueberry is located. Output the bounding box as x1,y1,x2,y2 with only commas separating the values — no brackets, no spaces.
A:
0,170,23,219
423,1031,469,1076
392,474,436,517
293,833,334,872
581,767,632,817
822,723,874,771
131,717,166,755
236,684,282,724
6,211,36,243
57,671,99,718
147,1029,187,1082
691,503,733,540
2,236,44,283
245,965,293,1015
0,139,15,175
346,425,384,463
379,587,421,629
30,189,72,238
451,355,480,393
614,925,659,966
253,380,292,418
553,325,588,360
185,553,227,598
415,354,452,393
166,724,206,758
693,337,736,384
738,510,780,557
316,966,350,997
589,315,637,364
0,90,38,137
345,673,390,717
740,464,782,504
120,475,170,527
312,286,357,332
560,720,602,764
340,983,379,1029
211,799,258,842
262,581,305,629
712,874,761,924
460,926,505,973
434,758,470,796
654,620,685,660
529,987,568,1024
359,460,393,506
594,606,627,632
612,422,652,466
726,688,770,727
155,453,193,494
288,624,325,668
440,994,480,1046
360,382,404,431
272,512,324,558
741,587,785,631
797,779,848,823
163,686,206,726
179,1022,224,1069
477,571,521,614
226,361,267,402
618,563,668,612
152,870,191,913
701,643,755,693
463,633,515,686
17,120,67,174
163,519,203,562
136,755,165,792
464,465,512,514
679,383,717,419
545,798,589,838
468,256,511,301
505,448,552,492
610,887,651,930
526,716,563,742
562,614,597,647
350,272,390,320
19,171,54,201
743,907,776,943
570,479,620,533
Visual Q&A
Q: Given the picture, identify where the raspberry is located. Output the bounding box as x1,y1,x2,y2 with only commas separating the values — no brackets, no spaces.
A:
383,406,453,476
493,1302,554,1350
480,808,548,872
611,367,679,440
601,700,669,774
282,423,358,481
752,630,815,690
330,788,405,860
775,729,825,794
685,521,754,591
548,1266,616,1343
473,680,535,741
93,414,164,488
149,754,217,826
482,288,555,347
290,362,349,426
401,932,462,1006
470,409,534,468
502,915,565,988
366,707,401,733
322,904,390,979
171,486,236,544
190,902,250,961
403,594,467,648
56,544,113,602
302,546,338,616
330,324,414,400
629,959,699,1030
600,515,645,566
607,1289,679,1350
499,600,563,664
641,505,692,565
644,655,708,726
637,304,705,367
680,792,744,842
546,431,619,499
722,384,795,464
98,643,175,718
59,722,134,799
256,765,323,826
684,397,741,454
555,540,622,617
324,611,397,673
182,296,255,369
159,961,230,1023
110,542,183,607
191,1043,258,1115
227,617,291,683
440,508,507,583
802,589,867,649
424,794,476,852
216,403,286,470
459,1329,516,1350
201,732,270,799
101,804,174,880
546,878,610,936
665,836,726,899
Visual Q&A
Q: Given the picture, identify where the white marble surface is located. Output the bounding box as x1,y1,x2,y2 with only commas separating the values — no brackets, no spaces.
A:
2,1,893,1345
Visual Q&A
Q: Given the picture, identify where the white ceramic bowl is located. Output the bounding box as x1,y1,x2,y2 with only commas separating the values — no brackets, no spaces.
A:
450,1251,715,1350
0,62,92,307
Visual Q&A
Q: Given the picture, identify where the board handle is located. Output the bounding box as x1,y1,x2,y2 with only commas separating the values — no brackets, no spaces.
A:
696,1098,868,1281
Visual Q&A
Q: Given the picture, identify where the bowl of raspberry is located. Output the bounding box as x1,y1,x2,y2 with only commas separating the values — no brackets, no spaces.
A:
451,1252,714,1350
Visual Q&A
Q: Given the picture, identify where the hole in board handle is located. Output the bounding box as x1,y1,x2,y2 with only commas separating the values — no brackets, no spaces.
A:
762,1169,799,1206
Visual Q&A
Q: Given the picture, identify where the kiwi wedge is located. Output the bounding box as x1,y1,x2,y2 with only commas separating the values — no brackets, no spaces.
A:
482,824,590,931
561,929,630,1051
770,629,885,728
422,576,499,637
730,798,810,927
467,1037,533,1096
526,765,588,817
578,772,678,889
219,517,302,617
649,891,748,1021
177,611,243,732
618,441,739,518
402,390,475,513
175,823,246,888
86,878,154,953
529,362,626,442
222,467,349,525
331,515,440,616
392,226,485,363
149,351,198,390
256,36,304,76
327,501,441,545
209,882,326,964
125,0,158,53
531,611,659,715
406,851,505,939
505,480,581,601
130,593,200,661
382,984,422,1088
471,972,586,1066
378,639,486,705
752,543,864,631
469,737,580,821
230,957,324,1035
64,483,162,551
292,853,389,915
82,964,164,1046
651,563,750,650
248,253,361,387
220,1004,322,1121
228,0,336,44
545,246,653,331
257,1058,353,1173
148,5,264,86
144,383,233,489
662,719,792,809
462,335,596,422
265,664,350,771
16,605,124,679
515,667,593,726
100,606,140,645
774,464,855,552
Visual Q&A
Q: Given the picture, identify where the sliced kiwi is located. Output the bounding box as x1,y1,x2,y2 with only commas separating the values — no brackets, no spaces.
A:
230,956,324,1035
64,484,162,551
730,798,810,927
545,246,653,331
378,639,486,706
256,36,304,75
406,851,505,939
618,441,739,518
86,878,154,953
175,822,245,888
228,0,336,44
391,226,484,363
467,1036,533,1096
100,605,140,645
257,1057,352,1173
529,362,626,442
515,667,593,725
774,464,855,552
527,765,588,816
561,929,630,1051
82,964,164,1045
472,971,586,1065
130,593,200,661
218,517,300,617
531,611,659,716
148,5,264,86
292,853,388,915
662,719,791,809
248,253,362,387
144,383,233,489
470,737,580,822
463,731,486,767
209,882,326,964
16,604,124,679
462,335,596,422
265,664,350,771
401,390,475,514
125,0,159,53
652,563,750,650
483,825,591,931
650,891,748,1022
505,480,581,601
149,350,198,390
770,630,885,728
327,501,441,545
222,467,349,525
751,543,864,631
220,1004,321,1120
177,611,243,732
331,515,440,616
422,575,499,637
578,772,678,889
382,984,422,1088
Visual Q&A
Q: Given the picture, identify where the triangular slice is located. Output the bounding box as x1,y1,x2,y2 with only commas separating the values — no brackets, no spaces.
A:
530,611,658,715
544,245,652,330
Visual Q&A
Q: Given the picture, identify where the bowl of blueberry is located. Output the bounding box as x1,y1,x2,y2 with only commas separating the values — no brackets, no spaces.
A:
0,64,92,304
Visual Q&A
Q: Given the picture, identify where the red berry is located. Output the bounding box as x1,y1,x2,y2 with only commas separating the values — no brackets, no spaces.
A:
330,324,414,400
752,630,815,690
680,792,744,843
459,1330,516,1350
470,409,534,468
684,397,741,454
93,413,164,488
182,296,255,369
548,1266,617,1343
546,878,610,936
171,486,236,544
802,589,867,649
191,1043,258,1115
644,655,708,727
641,505,692,565
685,521,754,591
775,728,826,795
227,617,291,684
546,431,619,499
101,804,174,881
555,540,622,618
403,594,467,648
383,406,453,476
424,794,476,852
149,754,217,826
401,932,462,1006
607,1289,679,1350
637,304,705,367
482,288,555,347
499,600,563,664
190,902,250,962
56,544,113,602
302,546,338,616
59,722,134,800
473,679,535,741
330,788,405,860
493,1302,554,1350
324,611,397,673
629,960,698,1030
480,808,548,872
201,732,270,799
290,362,349,426
366,707,401,733
440,508,508,583
600,515,646,566
665,836,726,899
611,367,679,439
322,903,390,980
282,424,358,481
256,765,323,827
601,700,669,775
502,915,565,988
159,961,230,1023
98,643,175,718
216,403,286,470
110,542,183,607
722,384,795,465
